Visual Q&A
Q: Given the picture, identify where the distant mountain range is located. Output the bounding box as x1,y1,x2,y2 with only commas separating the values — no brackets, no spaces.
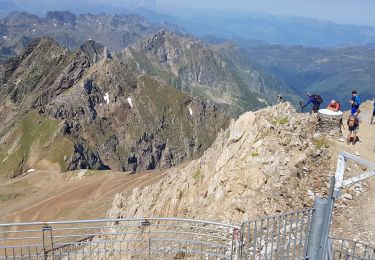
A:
0,11,186,62
2,1,375,47
245,44,375,109
165,10,375,47
0,11,300,114
1,10,374,112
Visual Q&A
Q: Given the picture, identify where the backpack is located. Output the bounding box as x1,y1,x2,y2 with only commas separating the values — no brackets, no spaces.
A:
354,96,361,107
312,94,323,104
347,115,359,127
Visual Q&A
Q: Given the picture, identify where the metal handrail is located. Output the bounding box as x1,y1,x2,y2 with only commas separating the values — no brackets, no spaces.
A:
0,217,240,229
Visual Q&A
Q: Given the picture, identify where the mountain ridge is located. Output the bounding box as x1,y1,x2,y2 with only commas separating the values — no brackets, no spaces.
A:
0,11,187,63
118,30,300,115
0,37,228,179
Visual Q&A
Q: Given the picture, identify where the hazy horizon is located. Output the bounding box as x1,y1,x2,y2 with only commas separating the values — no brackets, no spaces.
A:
5,0,375,27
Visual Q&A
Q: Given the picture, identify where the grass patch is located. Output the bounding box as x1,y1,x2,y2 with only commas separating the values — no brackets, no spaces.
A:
192,168,202,180
313,137,329,149
272,117,289,125
0,112,63,179
45,137,74,171
251,151,259,157
0,193,24,202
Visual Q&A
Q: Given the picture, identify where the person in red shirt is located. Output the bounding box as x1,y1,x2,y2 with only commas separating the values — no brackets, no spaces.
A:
327,100,340,112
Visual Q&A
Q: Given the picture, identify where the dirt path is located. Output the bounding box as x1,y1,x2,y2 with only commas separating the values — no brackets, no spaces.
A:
331,101,375,244
0,169,168,223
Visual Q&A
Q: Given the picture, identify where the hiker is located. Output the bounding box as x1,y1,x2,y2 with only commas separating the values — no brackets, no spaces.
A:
347,110,361,145
327,100,340,112
349,90,361,114
371,99,375,125
276,94,284,104
300,93,323,113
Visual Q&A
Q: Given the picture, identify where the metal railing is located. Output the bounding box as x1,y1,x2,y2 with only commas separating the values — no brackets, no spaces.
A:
1,214,374,259
240,209,314,259
0,218,241,259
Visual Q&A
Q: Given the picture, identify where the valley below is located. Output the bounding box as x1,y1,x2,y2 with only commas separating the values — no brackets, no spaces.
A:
0,168,169,223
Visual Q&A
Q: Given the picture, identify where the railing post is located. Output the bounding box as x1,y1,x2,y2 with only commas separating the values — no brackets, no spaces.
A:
320,177,337,260
306,196,328,260
42,225,54,260
141,219,151,260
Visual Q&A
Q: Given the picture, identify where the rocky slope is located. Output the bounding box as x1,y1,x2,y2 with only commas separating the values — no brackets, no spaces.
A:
0,37,227,180
117,31,299,115
108,102,375,243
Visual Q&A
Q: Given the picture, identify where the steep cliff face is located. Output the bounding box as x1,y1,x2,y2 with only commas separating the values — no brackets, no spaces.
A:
118,31,299,115
0,38,228,180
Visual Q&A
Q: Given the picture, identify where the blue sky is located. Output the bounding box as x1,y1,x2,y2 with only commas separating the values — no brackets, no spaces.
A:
11,0,375,26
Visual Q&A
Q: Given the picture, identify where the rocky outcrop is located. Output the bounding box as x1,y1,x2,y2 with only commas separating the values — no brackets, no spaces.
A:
80,40,111,63
68,142,110,171
108,103,335,223
0,37,90,107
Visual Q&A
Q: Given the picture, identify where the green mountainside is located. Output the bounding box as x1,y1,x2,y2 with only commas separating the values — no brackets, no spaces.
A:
0,37,227,180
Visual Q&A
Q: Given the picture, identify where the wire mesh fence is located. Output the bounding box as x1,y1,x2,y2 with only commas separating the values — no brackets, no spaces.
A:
239,209,314,260
330,237,375,260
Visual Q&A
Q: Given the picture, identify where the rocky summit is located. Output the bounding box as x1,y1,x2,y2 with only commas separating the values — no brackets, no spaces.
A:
0,37,228,180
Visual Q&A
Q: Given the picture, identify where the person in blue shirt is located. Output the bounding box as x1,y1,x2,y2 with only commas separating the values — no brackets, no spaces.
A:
349,90,361,114
300,93,322,113
371,99,375,125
